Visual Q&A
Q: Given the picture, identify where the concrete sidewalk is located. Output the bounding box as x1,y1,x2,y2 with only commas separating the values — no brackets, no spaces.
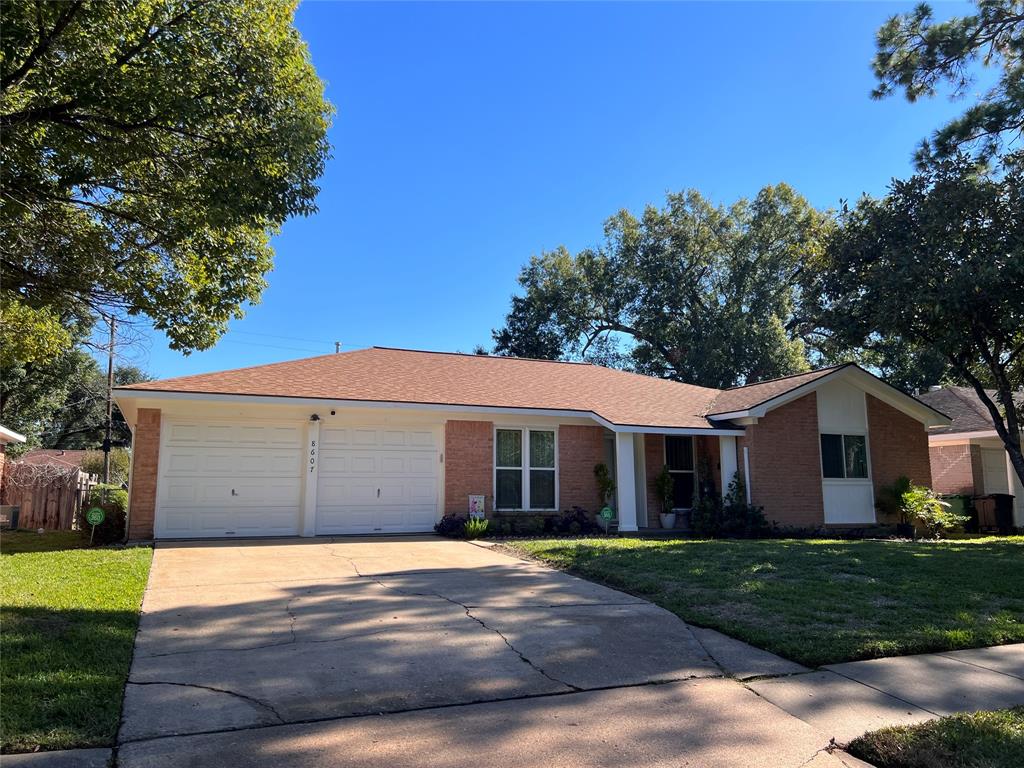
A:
748,643,1024,743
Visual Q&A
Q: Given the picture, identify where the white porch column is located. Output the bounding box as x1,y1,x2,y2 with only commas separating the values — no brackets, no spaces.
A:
301,418,320,537
719,436,738,495
615,432,639,531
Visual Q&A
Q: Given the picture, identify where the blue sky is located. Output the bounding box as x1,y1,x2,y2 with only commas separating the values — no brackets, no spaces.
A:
125,1,976,380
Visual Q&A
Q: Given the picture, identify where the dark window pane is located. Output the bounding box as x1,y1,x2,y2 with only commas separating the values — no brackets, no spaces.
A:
671,472,695,509
530,469,555,509
496,469,522,509
666,436,694,471
845,435,868,478
820,434,844,478
496,429,521,468
529,430,555,468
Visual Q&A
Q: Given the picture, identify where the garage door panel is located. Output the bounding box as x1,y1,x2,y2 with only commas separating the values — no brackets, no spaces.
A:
315,426,440,535
157,419,303,539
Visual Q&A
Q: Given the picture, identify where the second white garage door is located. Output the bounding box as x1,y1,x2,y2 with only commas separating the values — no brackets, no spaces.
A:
316,425,440,534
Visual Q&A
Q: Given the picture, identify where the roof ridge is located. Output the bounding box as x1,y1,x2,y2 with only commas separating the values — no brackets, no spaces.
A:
371,346,594,366
117,348,365,389
949,386,996,421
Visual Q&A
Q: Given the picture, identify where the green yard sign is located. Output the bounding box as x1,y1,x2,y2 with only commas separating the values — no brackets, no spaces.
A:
600,506,614,520
86,507,105,526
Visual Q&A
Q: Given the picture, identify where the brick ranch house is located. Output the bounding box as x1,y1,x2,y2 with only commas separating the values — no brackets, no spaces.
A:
113,347,950,540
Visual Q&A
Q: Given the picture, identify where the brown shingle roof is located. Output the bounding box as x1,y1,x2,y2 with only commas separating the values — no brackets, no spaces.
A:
918,386,1021,435
21,449,89,468
119,347,728,429
706,365,848,415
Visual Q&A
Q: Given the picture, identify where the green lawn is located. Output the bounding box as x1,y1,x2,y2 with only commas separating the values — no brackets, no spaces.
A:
504,537,1024,666
1,530,152,753
847,707,1024,768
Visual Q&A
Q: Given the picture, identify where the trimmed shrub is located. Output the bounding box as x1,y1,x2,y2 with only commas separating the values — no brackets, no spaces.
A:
78,483,128,544
434,514,467,538
690,474,770,539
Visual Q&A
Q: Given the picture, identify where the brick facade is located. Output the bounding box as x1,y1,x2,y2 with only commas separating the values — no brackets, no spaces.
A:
867,395,933,500
741,393,825,528
644,434,665,527
929,443,982,496
557,424,605,512
128,408,161,540
443,420,493,516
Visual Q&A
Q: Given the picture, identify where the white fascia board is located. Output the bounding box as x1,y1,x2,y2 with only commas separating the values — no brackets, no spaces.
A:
112,388,745,436
928,429,999,444
0,424,27,444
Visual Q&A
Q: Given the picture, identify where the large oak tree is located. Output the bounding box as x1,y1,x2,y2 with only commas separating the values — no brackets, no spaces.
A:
1,0,332,352
492,185,830,389
805,154,1024,486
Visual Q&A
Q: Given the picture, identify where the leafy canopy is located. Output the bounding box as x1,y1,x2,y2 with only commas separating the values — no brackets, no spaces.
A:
873,0,1024,161
805,153,1024,484
493,185,829,389
0,0,332,351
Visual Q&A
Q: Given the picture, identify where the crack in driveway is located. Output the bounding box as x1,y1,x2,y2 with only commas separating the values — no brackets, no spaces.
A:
328,549,582,691
127,681,285,724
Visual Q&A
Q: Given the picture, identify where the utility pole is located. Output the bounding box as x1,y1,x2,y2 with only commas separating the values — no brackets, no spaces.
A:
103,315,115,484
335,341,340,353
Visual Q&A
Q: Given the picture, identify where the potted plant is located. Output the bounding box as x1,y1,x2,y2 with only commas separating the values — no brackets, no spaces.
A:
655,465,676,528
593,463,616,532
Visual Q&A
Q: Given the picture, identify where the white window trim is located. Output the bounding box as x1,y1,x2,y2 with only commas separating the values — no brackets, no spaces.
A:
819,432,871,481
663,435,697,511
493,426,559,512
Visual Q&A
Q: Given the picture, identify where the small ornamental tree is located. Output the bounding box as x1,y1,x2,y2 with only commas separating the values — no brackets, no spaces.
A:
901,485,970,539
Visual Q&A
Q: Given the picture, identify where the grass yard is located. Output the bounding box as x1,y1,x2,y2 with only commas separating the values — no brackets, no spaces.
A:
846,707,1024,768
1,530,152,753
504,537,1024,666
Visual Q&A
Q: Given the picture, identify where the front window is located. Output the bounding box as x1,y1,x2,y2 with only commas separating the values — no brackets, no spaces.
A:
665,435,695,509
495,428,556,510
820,434,868,479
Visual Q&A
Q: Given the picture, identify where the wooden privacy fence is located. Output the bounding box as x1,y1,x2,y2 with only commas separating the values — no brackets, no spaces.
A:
1,462,97,530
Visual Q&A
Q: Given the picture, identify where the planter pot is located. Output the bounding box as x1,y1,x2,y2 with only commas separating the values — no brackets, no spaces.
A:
659,512,677,529
896,522,915,538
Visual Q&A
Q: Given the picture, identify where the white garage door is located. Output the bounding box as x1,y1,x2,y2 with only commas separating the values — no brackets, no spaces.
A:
316,425,439,535
158,419,304,539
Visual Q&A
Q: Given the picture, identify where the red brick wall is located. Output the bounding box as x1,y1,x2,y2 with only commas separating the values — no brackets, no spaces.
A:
743,393,825,528
929,443,981,496
128,408,161,540
644,434,665,527
444,420,493,516
867,395,932,497
558,425,605,511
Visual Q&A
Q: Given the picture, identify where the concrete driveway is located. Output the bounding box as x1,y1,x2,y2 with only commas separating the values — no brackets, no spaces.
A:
117,538,860,767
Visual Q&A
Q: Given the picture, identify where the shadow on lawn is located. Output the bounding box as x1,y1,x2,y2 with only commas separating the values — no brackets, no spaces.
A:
1,606,138,753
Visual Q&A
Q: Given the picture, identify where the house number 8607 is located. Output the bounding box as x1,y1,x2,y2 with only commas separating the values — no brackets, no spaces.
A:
309,440,317,473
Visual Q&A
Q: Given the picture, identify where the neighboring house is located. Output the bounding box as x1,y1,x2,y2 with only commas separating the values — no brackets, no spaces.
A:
20,449,89,470
918,386,1024,527
0,425,28,498
112,347,949,540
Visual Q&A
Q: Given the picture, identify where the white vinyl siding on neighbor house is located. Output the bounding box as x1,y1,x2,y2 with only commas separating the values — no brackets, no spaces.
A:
494,427,557,511
157,418,304,538
816,380,875,524
315,425,440,534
